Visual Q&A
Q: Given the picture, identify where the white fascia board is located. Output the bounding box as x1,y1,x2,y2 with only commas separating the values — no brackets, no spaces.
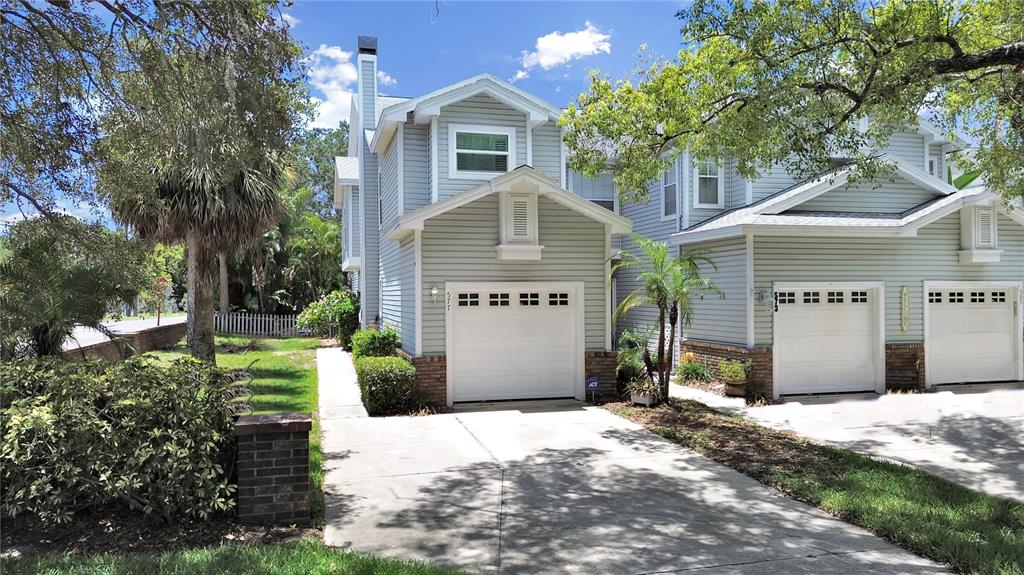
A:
757,170,853,215
370,122,398,154
885,153,959,195
382,75,560,126
671,225,747,245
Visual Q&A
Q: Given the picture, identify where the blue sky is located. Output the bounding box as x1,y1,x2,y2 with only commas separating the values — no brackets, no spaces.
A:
290,1,689,128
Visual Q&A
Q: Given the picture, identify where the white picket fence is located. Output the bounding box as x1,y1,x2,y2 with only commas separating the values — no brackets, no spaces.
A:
214,312,306,338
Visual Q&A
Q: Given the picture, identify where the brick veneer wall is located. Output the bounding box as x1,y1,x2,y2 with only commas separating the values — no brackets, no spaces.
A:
885,343,925,392
235,413,311,525
748,346,773,399
397,350,447,407
70,322,187,360
584,351,618,403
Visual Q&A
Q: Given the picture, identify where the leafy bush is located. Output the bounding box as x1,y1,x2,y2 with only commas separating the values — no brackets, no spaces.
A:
350,326,399,360
616,329,651,387
718,359,747,383
679,361,712,382
297,290,360,346
1,357,237,525
354,356,417,416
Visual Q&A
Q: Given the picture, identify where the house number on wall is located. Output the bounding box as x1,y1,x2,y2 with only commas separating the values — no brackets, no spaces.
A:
446,292,451,311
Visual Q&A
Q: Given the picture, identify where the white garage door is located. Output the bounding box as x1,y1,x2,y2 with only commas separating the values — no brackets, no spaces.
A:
927,287,1017,384
774,286,882,395
448,284,580,403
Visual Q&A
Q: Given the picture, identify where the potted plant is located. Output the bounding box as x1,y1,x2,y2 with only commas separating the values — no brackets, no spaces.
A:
628,375,663,407
719,359,748,398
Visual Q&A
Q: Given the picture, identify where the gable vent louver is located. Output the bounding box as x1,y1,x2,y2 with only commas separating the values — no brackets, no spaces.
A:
976,208,994,247
512,199,529,238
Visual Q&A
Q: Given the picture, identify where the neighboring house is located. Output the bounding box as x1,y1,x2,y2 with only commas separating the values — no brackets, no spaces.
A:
668,150,1023,399
337,35,1023,406
335,37,631,406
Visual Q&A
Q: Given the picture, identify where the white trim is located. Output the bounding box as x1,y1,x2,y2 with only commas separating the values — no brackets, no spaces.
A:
771,281,886,399
494,244,544,260
681,151,691,229
526,123,533,167
605,224,612,351
444,281,586,406
693,157,726,209
922,280,1024,388
447,123,517,181
745,179,753,205
559,127,567,187
745,234,755,348
499,192,539,244
389,166,633,240
429,116,439,203
396,124,405,216
414,230,423,355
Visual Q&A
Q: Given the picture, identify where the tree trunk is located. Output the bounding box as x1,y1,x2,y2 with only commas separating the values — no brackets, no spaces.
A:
186,232,217,362
218,252,229,314
665,301,679,399
655,300,667,396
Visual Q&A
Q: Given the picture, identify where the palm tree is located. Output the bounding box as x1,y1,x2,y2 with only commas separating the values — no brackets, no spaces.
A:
107,160,285,361
613,235,720,399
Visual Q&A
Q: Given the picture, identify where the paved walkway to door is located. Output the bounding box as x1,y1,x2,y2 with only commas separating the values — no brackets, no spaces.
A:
744,383,1024,502
318,349,945,574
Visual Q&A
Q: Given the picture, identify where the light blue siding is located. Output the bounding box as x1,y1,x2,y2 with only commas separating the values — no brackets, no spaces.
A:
750,163,799,203
421,195,608,354
793,174,939,213
436,95,528,200
531,122,562,183
404,124,430,212
683,237,748,345
378,131,401,230
359,137,380,325
883,132,925,169
753,212,1024,345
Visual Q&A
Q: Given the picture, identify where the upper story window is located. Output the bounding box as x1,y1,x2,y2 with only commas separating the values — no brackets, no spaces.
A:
448,123,517,180
661,163,677,220
927,154,939,178
568,170,616,212
694,157,725,209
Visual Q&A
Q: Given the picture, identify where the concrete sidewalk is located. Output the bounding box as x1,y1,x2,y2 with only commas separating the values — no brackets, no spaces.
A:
318,352,945,574
317,347,368,420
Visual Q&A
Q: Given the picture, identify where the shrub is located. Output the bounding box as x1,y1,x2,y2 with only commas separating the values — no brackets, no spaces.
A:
297,290,360,346
1,357,237,525
718,359,747,383
354,356,417,415
616,329,650,388
350,326,399,360
679,361,712,382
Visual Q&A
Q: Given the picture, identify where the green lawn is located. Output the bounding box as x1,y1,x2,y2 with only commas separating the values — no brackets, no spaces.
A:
150,335,325,526
2,538,456,575
609,399,1024,575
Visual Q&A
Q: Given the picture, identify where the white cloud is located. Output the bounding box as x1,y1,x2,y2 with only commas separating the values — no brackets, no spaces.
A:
377,70,397,87
512,69,530,82
306,44,359,129
513,21,611,81
282,13,299,28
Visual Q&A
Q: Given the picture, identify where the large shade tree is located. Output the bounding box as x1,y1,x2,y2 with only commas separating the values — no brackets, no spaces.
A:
561,0,1024,202
95,2,306,361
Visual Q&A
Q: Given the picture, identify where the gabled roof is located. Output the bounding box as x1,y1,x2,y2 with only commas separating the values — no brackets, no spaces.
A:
387,166,632,241
371,74,561,153
672,155,989,245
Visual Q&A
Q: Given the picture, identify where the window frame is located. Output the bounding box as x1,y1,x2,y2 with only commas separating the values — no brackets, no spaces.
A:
447,123,517,180
693,157,725,209
660,161,679,221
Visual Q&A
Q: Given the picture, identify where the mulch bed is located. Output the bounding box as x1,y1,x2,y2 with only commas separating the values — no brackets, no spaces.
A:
606,398,835,486
2,508,319,556
676,378,728,397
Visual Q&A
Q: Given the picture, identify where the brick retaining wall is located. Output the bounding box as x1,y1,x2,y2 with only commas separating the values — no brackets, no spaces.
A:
678,340,772,400
235,413,311,525
885,343,925,392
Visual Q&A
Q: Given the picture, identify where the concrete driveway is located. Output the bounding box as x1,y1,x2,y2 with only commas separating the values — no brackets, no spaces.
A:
746,383,1024,502
320,352,944,574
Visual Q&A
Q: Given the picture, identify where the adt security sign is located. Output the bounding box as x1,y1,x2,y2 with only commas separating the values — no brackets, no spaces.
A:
585,376,600,402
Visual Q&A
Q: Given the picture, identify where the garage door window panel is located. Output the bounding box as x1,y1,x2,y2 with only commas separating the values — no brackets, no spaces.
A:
927,285,1017,385
489,293,510,307
519,292,539,306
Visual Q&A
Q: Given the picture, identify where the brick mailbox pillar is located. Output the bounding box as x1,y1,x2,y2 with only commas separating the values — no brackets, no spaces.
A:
235,413,312,525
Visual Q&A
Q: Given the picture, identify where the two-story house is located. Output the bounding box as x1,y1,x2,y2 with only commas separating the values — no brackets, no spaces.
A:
336,37,632,406
337,35,1024,406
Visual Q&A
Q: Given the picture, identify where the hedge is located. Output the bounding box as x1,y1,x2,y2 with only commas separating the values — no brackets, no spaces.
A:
1,357,237,525
350,327,399,360
354,356,416,416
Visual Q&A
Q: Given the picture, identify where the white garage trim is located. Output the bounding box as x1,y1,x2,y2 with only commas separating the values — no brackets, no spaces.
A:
444,281,586,406
922,280,1024,388
772,281,886,399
